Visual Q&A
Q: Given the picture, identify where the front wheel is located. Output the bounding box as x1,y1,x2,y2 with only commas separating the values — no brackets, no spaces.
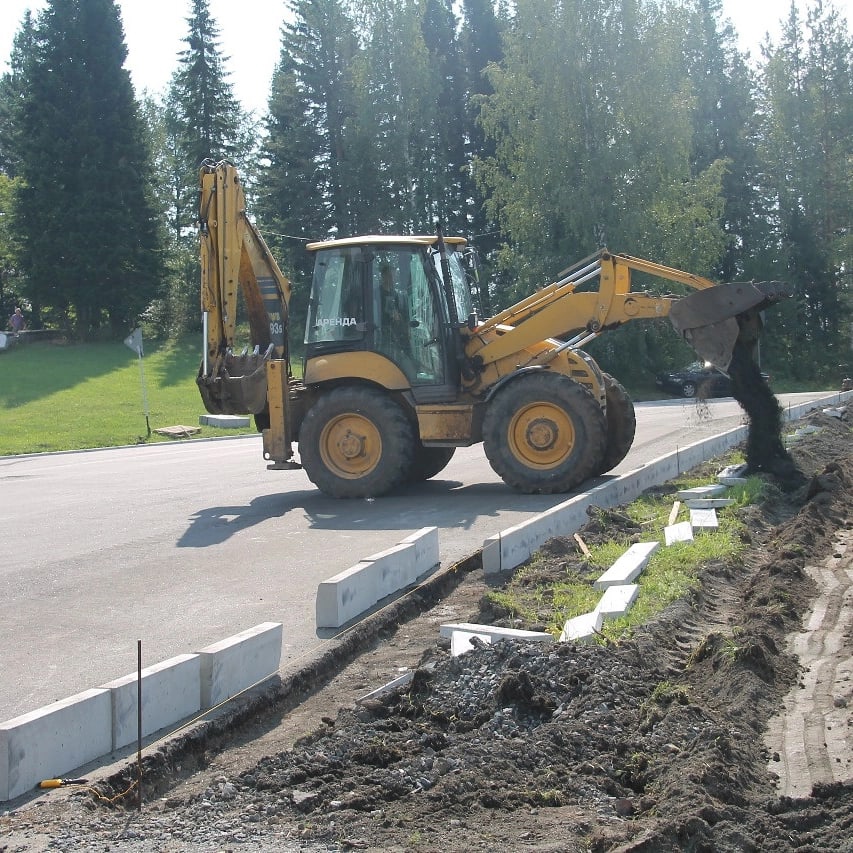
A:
299,386,414,498
482,371,607,494
681,381,697,398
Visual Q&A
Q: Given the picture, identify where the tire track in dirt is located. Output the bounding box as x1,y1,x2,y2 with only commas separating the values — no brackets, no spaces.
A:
766,528,853,798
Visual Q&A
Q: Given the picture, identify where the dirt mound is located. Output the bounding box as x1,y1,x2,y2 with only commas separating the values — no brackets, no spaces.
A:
3,403,852,852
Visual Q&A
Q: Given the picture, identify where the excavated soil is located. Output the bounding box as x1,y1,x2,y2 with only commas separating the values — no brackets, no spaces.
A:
2,403,853,853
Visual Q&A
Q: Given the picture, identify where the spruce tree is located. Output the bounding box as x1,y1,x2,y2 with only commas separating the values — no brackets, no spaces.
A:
13,0,162,338
164,0,254,240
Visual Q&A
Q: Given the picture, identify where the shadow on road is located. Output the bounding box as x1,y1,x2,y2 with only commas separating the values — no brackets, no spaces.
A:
177,476,565,547
177,491,314,547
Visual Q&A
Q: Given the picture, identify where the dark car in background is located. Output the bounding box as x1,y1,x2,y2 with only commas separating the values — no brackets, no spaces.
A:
655,361,771,399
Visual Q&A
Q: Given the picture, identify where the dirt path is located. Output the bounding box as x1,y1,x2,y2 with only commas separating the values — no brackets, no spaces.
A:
766,526,853,798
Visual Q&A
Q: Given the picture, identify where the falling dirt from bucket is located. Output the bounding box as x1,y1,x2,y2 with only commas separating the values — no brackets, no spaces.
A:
729,340,805,491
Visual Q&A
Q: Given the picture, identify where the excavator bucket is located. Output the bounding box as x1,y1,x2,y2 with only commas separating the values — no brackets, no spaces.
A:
197,352,270,415
668,281,793,371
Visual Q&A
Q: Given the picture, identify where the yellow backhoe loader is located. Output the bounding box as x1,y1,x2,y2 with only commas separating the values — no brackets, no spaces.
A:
197,160,790,498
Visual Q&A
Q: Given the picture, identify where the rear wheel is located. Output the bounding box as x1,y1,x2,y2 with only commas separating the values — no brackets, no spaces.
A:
299,386,414,498
408,445,456,482
482,371,607,494
598,373,636,474
681,381,697,398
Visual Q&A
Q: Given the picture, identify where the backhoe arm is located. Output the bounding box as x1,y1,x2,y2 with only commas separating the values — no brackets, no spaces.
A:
468,250,789,372
197,160,292,415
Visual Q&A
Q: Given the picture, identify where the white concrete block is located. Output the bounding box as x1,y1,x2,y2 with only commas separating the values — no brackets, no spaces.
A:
316,561,378,629
594,542,659,589
665,521,694,545
370,543,417,600
0,689,112,802
684,498,735,508
357,671,413,704
717,463,747,482
481,535,502,574
101,654,201,751
197,622,282,709
450,630,492,657
690,507,719,529
677,484,727,500
399,526,440,575
198,414,250,428
594,584,639,621
439,622,554,644
317,530,440,629
559,611,603,643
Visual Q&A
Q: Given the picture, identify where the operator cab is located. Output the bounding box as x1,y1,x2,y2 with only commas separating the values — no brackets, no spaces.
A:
304,235,474,401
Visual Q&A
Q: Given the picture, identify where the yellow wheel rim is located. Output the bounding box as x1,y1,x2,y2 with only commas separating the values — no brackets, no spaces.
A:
318,413,382,479
507,402,574,469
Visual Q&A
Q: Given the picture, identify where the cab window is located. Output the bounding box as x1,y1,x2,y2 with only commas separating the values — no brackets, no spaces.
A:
305,249,365,345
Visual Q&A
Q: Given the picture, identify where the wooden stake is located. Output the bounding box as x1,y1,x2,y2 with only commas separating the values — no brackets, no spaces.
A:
573,533,591,557
668,501,681,526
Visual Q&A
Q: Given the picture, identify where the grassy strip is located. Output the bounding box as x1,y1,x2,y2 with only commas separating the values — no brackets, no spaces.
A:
487,460,770,640
0,338,256,455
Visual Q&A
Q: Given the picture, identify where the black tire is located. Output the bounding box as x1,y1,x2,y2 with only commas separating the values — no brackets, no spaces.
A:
482,371,607,494
598,373,636,474
408,445,456,482
299,386,414,498
681,381,697,398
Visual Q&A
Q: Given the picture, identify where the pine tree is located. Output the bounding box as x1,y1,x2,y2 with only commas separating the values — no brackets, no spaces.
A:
164,0,255,240
13,0,163,338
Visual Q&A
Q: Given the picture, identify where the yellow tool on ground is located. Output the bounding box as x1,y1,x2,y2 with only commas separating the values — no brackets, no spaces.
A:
38,778,88,789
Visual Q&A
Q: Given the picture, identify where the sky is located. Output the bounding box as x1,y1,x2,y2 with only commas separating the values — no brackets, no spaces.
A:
0,1,851,117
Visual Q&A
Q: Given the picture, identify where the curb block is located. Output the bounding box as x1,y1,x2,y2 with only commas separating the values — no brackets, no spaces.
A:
102,653,201,751
594,542,660,589
198,622,283,709
439,622,554,644
559,611,603,643
450,629,493,657
595,584,640,620
0,689,112,801
1,623,282,802
316,527,439,629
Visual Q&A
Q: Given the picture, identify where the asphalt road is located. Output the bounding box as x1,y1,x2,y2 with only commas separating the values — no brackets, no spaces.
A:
0,391,837,721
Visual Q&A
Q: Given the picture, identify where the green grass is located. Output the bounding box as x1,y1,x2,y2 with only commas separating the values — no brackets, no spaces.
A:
487,462,770,640
0,337,256,455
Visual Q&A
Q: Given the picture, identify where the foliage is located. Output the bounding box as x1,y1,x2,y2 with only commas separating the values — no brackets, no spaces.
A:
0,0,849,378
757,2,853,381
0,173,24,315
9,0,164,339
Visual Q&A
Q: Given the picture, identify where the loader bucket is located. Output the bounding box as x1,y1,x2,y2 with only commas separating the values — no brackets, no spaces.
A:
197,353,269,415
668,281,793,371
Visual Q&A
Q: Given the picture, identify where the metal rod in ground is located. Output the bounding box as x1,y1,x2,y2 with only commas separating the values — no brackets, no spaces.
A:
137,639,142,810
